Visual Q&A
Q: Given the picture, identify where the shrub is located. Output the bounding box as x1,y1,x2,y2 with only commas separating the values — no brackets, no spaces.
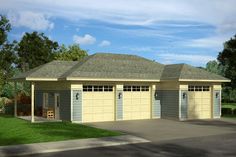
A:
221,108,233,115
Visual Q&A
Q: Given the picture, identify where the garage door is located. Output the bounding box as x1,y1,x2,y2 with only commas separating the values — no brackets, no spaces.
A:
82,85,114,122
188,85,211,119
123,85,151,120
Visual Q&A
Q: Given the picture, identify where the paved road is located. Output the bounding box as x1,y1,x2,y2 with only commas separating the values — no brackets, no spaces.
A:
22,133,236,157
21,118,236,157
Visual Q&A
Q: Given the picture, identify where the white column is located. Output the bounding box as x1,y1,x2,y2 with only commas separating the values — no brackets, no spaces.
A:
14,82,17,117
31,82,35,123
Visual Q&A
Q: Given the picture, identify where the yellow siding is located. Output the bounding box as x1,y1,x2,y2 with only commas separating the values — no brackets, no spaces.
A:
213,84,222,90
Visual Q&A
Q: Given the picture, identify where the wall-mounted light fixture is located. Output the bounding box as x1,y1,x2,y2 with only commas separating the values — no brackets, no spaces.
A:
118,92,122,99
154,91,158,100
76,93,80,100
183,92,187,99
216,93,219,98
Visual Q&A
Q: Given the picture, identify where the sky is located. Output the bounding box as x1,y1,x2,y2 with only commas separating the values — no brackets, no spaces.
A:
0,0,236,67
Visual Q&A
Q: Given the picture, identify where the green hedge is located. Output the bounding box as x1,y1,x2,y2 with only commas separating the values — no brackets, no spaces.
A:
4,104,42,116
222,108,236,116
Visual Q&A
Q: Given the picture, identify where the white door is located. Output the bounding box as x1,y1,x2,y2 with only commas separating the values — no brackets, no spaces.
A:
54,93,60,120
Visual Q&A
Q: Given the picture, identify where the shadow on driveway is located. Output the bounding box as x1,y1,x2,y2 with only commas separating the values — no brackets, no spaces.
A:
185,119,236,130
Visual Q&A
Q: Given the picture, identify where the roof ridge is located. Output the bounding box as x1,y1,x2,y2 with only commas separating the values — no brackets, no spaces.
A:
59,55,95,79
178,64,186,79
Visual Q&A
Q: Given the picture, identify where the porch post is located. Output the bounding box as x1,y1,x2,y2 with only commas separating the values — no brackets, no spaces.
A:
14,81,17,117
31,82,35,123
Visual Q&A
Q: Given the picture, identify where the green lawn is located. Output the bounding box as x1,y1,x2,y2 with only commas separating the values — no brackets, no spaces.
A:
222,103,236,109
0,114,121,146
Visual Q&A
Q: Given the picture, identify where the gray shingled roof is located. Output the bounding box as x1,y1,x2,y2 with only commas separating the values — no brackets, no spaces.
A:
11,53,229,82
161,64,229,81
65,53,164,80
12,61,78,80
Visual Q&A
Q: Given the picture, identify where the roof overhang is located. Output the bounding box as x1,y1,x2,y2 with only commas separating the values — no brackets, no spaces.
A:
66,77,160,82
178,79,231,82
25,78,59,81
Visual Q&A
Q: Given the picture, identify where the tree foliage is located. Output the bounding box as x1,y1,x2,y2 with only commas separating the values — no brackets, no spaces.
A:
0,15,16,96
218,35,236,88
17,32,59,71
0,15,11,46
55,44,88,61
205,60,224,76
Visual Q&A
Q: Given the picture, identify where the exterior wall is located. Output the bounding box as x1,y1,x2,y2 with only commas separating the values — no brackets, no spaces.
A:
35,82,71,121
116,85,123,120
71,84,82,122
152,84,161,118
180,82,222,120
213,84,222,118
70,81,160,122
72,90,82,122
158,81,179,119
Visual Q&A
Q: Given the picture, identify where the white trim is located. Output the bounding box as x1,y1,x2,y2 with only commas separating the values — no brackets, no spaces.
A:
81,89,83,123
70,89,73,121
67,77,160,82
31,82,35,123
178,90,181,120
220,90,222,117
26,78,58,81
178,79,231,82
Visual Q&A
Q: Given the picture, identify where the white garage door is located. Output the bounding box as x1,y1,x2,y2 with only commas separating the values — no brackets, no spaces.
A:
188,85,211,119
123,85,151,120
82,85,114,122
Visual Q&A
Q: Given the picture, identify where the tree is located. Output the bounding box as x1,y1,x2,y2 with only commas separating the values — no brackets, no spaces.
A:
218,35,236,88
205,60,224,75
17,32,59,71
0,15,11,46
0,15,16,96
55,44,88,61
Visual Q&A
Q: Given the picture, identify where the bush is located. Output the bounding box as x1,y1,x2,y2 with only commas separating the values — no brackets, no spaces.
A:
4,103,14,115
222,108,236,116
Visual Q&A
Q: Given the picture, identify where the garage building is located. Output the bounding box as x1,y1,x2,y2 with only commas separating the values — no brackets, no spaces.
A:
11,53,230,123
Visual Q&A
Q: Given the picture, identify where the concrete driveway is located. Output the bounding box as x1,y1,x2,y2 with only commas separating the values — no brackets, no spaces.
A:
87,118,236,142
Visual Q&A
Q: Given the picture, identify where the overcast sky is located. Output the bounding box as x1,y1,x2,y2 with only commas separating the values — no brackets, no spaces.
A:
0,0,235,66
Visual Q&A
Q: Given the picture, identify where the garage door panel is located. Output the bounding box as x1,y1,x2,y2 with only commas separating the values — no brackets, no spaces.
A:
188,92,195,99
140,92,150,97
82,85,114,123
132,92,141,98
83,93,92,99
187,85,211,119
123,85,151,120
202,99,211,104
141,98,150,104
202,92,211,98
194,92,202,98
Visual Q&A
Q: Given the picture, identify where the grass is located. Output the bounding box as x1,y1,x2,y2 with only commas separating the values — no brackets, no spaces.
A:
222,103,236,109
0,114,121,146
